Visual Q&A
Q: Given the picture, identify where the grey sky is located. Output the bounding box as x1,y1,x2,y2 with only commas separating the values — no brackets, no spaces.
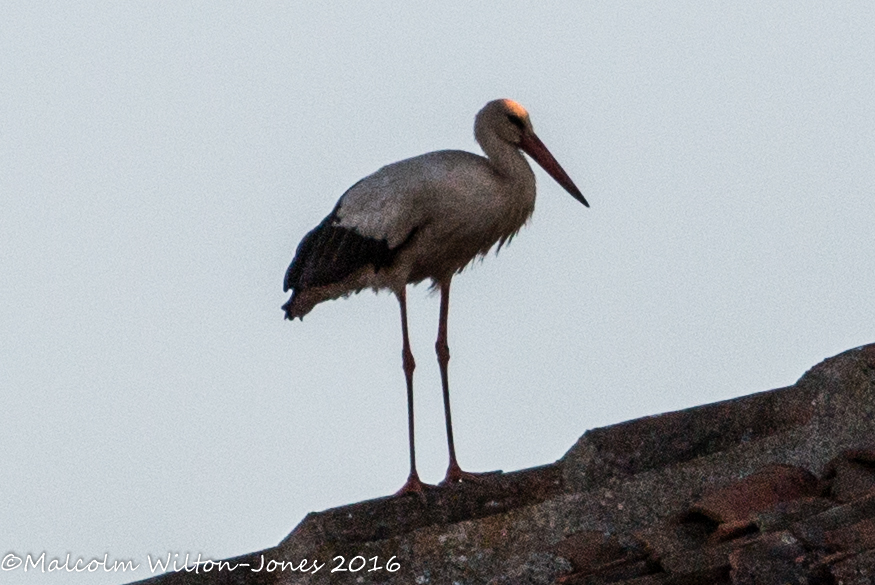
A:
2,3,874,584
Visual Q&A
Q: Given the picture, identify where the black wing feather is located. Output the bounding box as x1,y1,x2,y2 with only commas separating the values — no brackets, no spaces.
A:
284,207,399,293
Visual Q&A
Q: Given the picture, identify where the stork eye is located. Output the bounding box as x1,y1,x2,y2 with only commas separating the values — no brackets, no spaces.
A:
507,114,525,130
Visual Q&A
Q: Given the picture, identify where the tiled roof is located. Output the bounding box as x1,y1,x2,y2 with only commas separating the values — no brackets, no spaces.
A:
130,343,875,585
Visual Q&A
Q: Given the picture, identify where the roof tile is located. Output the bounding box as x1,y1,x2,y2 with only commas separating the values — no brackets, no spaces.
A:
824,449,875,503
688,464,820,525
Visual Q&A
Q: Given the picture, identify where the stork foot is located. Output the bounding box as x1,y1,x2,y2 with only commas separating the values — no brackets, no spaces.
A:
394,472,437,499
440,462,502,486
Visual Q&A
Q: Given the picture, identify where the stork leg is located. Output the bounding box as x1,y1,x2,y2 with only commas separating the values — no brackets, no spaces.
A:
437,279,499,485
394,287,434,496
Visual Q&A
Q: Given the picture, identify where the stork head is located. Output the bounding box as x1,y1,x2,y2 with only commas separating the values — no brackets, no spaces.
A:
476,99,589,207
476,99,535,144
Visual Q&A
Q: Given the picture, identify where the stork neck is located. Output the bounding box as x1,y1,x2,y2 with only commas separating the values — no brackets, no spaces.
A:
477,132,535,190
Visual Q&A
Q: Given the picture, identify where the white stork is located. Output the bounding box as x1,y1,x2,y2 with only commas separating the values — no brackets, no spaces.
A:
283,99,588,495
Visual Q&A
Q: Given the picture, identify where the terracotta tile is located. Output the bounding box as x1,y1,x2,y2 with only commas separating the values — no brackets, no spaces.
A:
553,531,656,584
728,531,820,585
657,533,757,578
556,559,656,585
824,449,875,503
688,465,820,524
791,491,875,548
825,517,875,553
752,496,835,533
635,516,718,560
553,531,626,574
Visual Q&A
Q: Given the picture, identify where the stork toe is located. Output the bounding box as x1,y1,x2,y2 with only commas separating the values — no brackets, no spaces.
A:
394,472,437,499
440,462,502,486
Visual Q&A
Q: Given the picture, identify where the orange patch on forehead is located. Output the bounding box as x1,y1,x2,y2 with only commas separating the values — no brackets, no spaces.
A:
500,99,529,119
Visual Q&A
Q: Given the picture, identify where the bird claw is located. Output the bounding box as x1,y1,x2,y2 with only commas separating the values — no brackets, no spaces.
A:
394,473,437,500
439,463,502,486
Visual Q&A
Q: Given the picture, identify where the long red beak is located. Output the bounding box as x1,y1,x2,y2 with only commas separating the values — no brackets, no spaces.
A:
519,133,589,207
